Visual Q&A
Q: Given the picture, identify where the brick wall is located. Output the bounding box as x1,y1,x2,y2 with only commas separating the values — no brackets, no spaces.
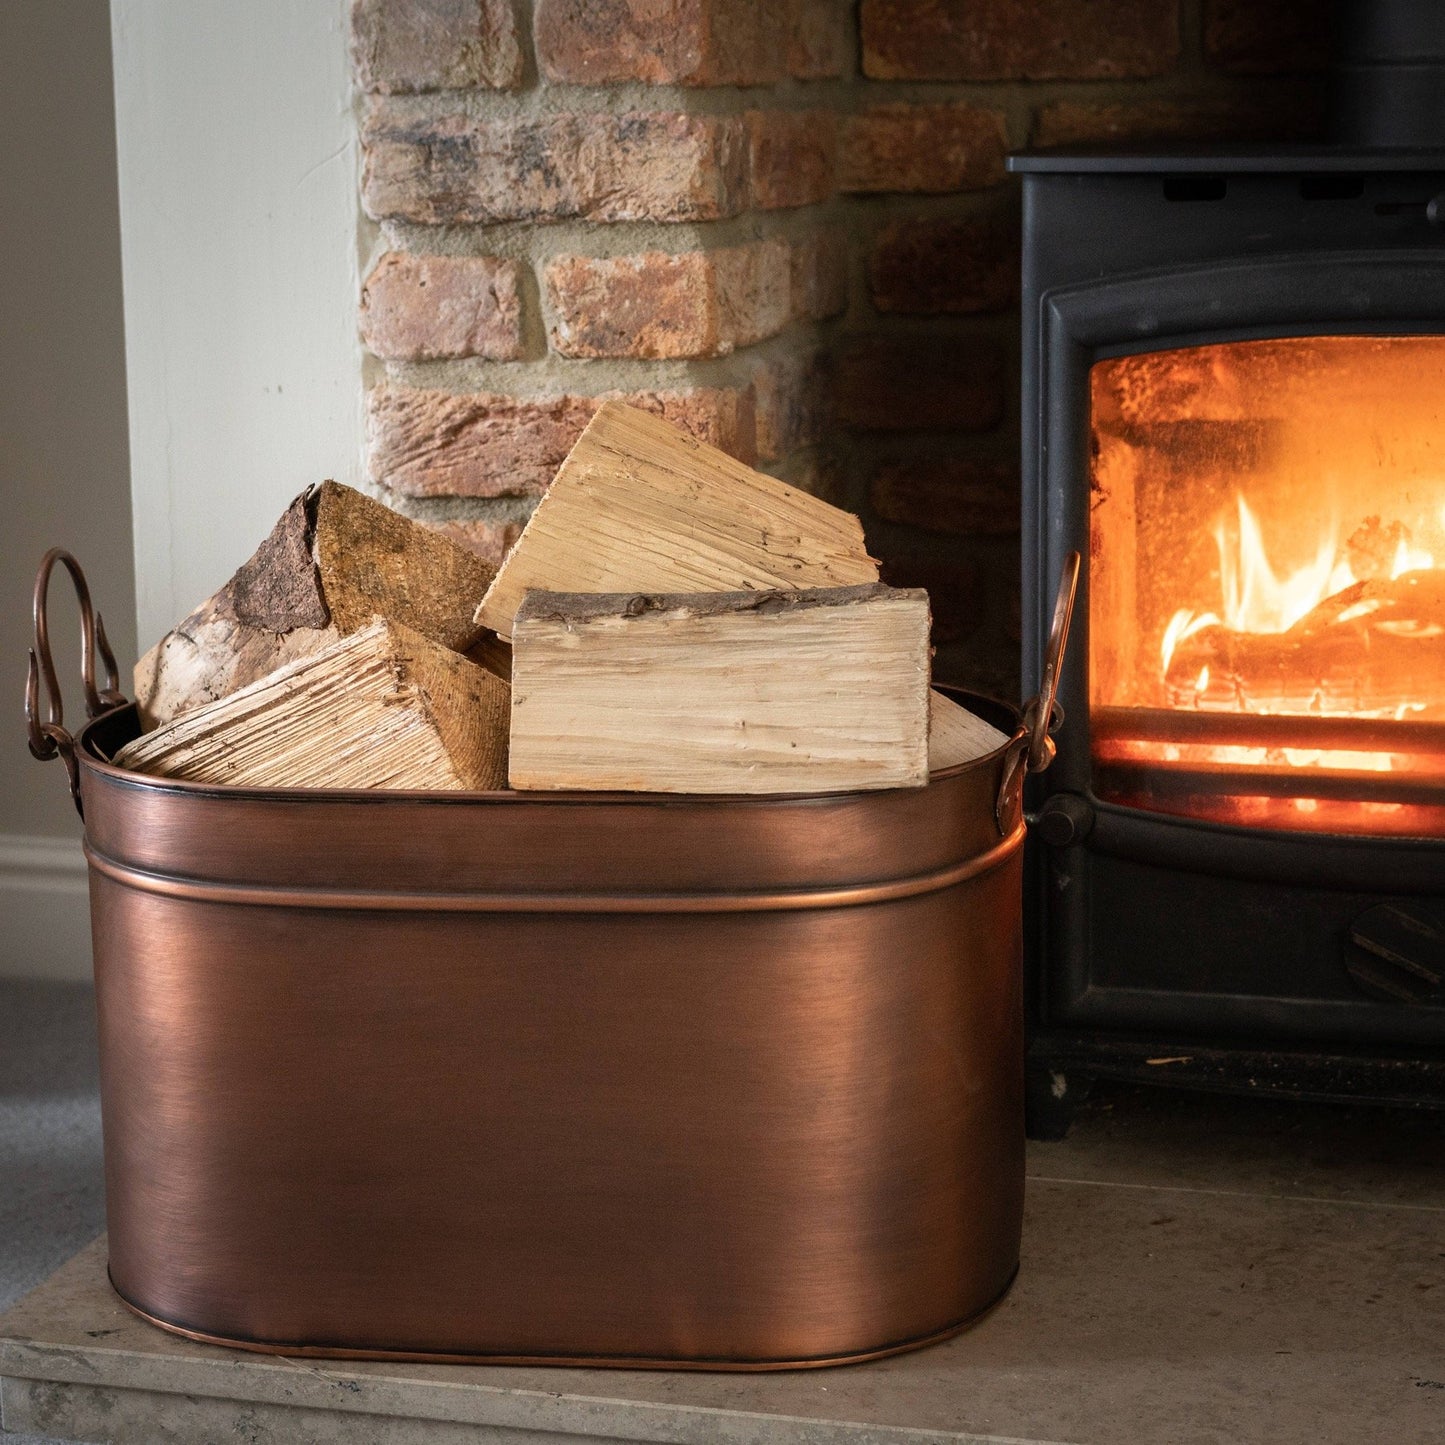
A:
353,0,1326,696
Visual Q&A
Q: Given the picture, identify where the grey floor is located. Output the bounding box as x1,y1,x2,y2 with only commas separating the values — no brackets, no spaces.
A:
1,982,103,1445
3,978,1444,1444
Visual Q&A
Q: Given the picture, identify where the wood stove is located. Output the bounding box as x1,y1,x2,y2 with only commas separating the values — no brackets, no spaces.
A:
1011,32,1445,1130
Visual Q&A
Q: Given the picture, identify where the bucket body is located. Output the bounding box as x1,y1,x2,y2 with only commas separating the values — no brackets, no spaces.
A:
74,692,1026,1369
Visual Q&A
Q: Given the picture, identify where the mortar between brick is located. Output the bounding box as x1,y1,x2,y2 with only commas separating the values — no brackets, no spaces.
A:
381,318,837,397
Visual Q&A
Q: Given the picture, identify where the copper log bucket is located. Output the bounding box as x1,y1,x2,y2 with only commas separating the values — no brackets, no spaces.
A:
26,548,1077,1370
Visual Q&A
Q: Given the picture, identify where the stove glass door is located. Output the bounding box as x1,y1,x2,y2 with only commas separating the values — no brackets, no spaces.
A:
1088,335,1445,835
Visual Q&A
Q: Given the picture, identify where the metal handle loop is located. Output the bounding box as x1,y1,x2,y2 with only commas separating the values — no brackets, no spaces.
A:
1027,549,1079,773
995,551,1080,834
25,548,125,814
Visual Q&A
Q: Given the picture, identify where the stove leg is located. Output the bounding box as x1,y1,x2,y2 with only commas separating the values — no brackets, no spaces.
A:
1025,1062,1093,1140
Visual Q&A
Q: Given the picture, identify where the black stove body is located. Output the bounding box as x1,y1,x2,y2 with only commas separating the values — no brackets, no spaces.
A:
1012,146,1445,1134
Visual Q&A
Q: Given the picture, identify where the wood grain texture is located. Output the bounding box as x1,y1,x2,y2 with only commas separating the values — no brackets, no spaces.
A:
134,482,495,730
928,690,1010,772
117,618,509,791
509,584,930,794
464,628,513,683
309,481,495,640
476,401,878,641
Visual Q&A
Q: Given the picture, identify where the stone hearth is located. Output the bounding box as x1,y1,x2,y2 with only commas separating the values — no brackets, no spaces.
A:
4,1086,1442,1445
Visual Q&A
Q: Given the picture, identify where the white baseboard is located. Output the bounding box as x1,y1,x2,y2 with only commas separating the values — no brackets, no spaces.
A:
0,833,93,981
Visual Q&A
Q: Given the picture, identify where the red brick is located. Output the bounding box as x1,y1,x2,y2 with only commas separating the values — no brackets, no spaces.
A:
840,103,1008,194
367,383,756,497
431,517,526,566
361,106,747,225
368,386,595,497
876,551,984,645
545,252,710,360
1031,93,1325,148
790,231,848,322
535,0,785,85
752,351,831,461
626,386,758,462
1204,0,1329,76
360,252,523,361
836,336,1005,431
544,239,791,359
350,0,523,91
861,0,1179,81
787,0,850,78
710,239,795,349
869,458,1019,536
746,110,836,210
867,214,1017,315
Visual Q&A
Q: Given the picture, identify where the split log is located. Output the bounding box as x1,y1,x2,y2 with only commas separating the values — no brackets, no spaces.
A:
135,482,495,730
464,628,512,683
476,402,878,641
116,618,509,791
1166,570,1445,715
508,584,930,794
928,691,1010,772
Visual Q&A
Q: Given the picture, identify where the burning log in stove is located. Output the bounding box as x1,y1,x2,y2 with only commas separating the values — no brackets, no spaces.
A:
1165,568,1445,716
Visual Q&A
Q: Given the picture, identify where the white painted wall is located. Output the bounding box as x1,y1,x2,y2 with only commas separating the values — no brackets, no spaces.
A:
0,2,135,979
1,1,367,979
111,0,367,651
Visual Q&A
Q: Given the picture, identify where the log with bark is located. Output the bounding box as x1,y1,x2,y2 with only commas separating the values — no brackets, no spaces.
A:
1166,569,1445,715
134,481,496,730
508,584,930,794
476,402,878,641
116,618,509,791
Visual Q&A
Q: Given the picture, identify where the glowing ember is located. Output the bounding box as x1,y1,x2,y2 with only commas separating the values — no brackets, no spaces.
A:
1159,494,1440,697
1159,494,1443,718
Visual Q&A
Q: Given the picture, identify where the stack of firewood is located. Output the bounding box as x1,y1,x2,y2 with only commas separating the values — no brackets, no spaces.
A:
117,403,1007,794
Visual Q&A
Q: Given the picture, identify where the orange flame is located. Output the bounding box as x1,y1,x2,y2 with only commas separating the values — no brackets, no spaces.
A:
1216,495,1351,634
1161,494,1437,676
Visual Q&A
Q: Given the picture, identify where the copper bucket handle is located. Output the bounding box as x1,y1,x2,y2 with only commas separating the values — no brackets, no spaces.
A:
996,550,1080,835
26,548,126,815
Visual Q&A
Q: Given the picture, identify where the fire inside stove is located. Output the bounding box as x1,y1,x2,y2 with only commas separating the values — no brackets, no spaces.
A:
1089,336,1445,836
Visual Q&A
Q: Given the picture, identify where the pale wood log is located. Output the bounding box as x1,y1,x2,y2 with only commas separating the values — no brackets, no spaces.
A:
117,618,509,791
508,584,930,794
134,482,495,730
928,691,1010,772
476,402,878,641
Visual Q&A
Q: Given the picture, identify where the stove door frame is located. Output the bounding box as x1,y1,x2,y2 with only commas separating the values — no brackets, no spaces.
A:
1025,250,1445,1054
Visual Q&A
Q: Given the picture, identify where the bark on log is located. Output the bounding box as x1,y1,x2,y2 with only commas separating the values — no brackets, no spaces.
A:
134,482,496,730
